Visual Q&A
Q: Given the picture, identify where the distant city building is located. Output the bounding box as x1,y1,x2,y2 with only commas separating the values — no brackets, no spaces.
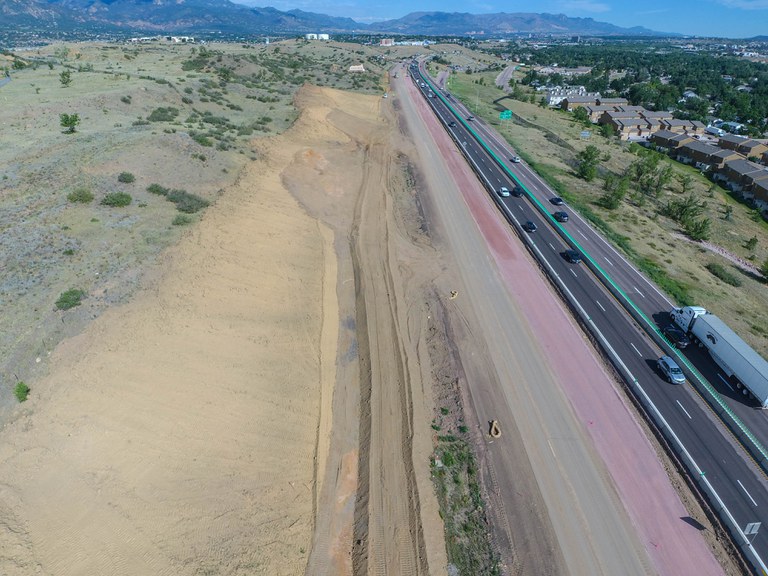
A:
305,33,329,41
348,64,366,73
380,38,394,46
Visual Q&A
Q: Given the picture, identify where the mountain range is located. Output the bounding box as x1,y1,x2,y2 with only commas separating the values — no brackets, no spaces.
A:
0,0,673,38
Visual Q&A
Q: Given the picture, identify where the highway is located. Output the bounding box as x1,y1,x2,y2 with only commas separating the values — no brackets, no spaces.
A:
409,61,768,573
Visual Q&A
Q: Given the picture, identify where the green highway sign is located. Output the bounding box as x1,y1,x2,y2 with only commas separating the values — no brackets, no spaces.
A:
499,110,512,120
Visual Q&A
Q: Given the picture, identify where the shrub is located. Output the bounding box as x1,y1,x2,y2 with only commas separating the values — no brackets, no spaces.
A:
147,183,169,195
117,171,135,183
101,192,132,207
120,95,132,104
705,263,742,287
67,187,94,203
166,189,209,213
192,134,213,147
56,288,86,310
14,382,30,402
173,214,193,225
147,106,179,122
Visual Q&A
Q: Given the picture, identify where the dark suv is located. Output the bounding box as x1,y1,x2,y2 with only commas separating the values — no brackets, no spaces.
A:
553,211,569,223
563,250,582,264
663,325,690,349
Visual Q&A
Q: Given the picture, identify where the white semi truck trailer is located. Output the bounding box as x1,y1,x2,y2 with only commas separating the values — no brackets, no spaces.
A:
670,306,768,408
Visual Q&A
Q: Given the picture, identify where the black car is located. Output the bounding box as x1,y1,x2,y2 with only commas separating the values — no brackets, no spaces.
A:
663,325,690,349
550,197,564,206
522,221,537,233
553,211,569,223
563,250,582,264
448,121,457,127
511,185,524,197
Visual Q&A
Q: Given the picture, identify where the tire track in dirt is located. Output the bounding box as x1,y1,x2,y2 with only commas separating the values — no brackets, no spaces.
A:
350,134,430,576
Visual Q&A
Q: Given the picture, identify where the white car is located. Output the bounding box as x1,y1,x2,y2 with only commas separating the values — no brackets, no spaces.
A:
511,156,521,163
497,187,510,197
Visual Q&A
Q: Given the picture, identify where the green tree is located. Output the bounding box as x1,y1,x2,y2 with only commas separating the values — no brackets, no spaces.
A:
724,204,733,221
745,235,758,251
684,217,711,241
762,257,768,278
59,113,80,134
599,123,614,138
599,174,630,209
575,145,601,181
677,173,693,195
59,69,72,87
573,106,590,125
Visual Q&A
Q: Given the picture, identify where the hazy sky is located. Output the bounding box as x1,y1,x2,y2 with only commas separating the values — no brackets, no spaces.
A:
233,0,768,38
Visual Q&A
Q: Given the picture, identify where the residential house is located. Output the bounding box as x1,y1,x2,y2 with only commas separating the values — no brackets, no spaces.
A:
714,159,768,192
650,130,694,151
763,150,768,166
750,179,768,214
706,148,745,171
717,134,768,159
614,105,646,114
676,141,742,170
609,117,654,140
560,96,597,111
640,110,674,122
660,119,705,135
583,104,615,122
596,97,629,107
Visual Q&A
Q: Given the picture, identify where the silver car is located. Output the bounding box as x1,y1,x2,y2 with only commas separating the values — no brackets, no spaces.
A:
657,356,686,384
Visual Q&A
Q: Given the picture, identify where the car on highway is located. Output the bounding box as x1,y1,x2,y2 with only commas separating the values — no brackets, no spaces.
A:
522,221,537,233
466,115,474,121
563,249,582,264
657,355,686,384
662,325,690,349
511,156,521,163
448,121,457,127
549,197,564,206
553,211,569,223
497,186,510,197
511,185,524,197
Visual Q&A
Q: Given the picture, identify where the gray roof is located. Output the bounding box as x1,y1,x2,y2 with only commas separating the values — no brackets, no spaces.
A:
719,133,747,146
679,140,718,155
723,158,765,176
